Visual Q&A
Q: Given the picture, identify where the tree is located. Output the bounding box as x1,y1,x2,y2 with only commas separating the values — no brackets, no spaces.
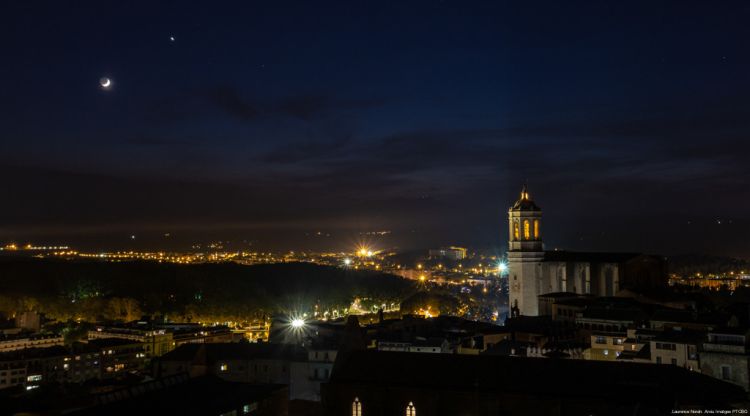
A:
104,297,142,322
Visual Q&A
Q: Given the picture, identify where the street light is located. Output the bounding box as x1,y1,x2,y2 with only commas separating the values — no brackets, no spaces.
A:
291,318,305,328
498,262,508,274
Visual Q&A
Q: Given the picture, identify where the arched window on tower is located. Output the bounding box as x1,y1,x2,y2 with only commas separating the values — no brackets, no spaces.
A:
352,397,361,416
406,401,416,416
523,220,531,240
513,221,520,240
534,220,540,239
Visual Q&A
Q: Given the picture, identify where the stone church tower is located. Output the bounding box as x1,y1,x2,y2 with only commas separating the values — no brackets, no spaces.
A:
507,185,544,316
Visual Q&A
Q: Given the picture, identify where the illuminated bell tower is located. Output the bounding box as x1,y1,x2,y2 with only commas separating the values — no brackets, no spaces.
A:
507,184,544,316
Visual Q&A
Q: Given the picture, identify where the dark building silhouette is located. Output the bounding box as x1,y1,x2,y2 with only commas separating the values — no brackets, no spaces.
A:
322,350,745,416
68,374,288,416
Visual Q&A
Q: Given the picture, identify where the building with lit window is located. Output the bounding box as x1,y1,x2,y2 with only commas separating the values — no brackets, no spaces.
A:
88,326,174,358
155,342,318,400
0,361,27,390
87,338,146,378
0,340,146,390
507,185,667,316
428,247,467,261
0,333,64,353
648,329,704,371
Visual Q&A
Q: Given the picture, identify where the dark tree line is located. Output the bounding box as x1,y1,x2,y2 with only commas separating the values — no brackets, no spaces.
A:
0,257,414,323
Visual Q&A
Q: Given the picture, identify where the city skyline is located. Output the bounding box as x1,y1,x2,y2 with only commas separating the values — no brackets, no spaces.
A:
2,1,750,257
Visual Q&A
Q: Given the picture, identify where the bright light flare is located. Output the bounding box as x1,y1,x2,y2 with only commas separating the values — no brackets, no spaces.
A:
498,262,508,273
356,245,374,257
291,318,305,328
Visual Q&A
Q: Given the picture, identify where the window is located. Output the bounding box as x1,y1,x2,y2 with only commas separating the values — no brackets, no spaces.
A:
558,268,566,292
352,397,362,416
523,220,530,240
671,358,677,366
688,346,698,360
655,343,676,351
406,401,416,416
656,356,662,364
584,271,590,294
513,222,520,240
533,220,540,239
595,336,607,345
721,365,732,381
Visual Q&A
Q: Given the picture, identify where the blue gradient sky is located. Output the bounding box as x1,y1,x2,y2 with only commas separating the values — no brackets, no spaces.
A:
1,1,749,256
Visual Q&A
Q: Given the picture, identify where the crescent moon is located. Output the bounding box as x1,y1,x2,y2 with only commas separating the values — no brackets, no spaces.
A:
100,78,111,88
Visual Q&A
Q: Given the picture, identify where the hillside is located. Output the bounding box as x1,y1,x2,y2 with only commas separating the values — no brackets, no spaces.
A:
0,257,414,322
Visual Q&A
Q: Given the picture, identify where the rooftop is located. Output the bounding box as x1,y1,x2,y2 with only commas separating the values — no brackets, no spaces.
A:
509,185,541,212
544,251,643,263
158,342,306,364
330,350,743,406
86,338,144,349
69,375,286,416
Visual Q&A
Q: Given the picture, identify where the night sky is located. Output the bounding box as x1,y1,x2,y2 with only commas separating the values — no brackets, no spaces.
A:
1,1,749,256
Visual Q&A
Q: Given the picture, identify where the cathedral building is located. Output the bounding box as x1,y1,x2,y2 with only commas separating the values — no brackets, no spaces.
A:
507,186,666,316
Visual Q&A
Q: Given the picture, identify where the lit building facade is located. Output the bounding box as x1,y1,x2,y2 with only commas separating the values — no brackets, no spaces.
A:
428,247,467,261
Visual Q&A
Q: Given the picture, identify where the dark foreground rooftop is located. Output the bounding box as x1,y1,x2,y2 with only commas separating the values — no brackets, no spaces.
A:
327,350,746,412
69,374,288,416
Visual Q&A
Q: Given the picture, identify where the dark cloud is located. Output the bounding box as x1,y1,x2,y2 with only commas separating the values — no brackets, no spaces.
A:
263,137,353,164
144,86,387,126
205,86,261,121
